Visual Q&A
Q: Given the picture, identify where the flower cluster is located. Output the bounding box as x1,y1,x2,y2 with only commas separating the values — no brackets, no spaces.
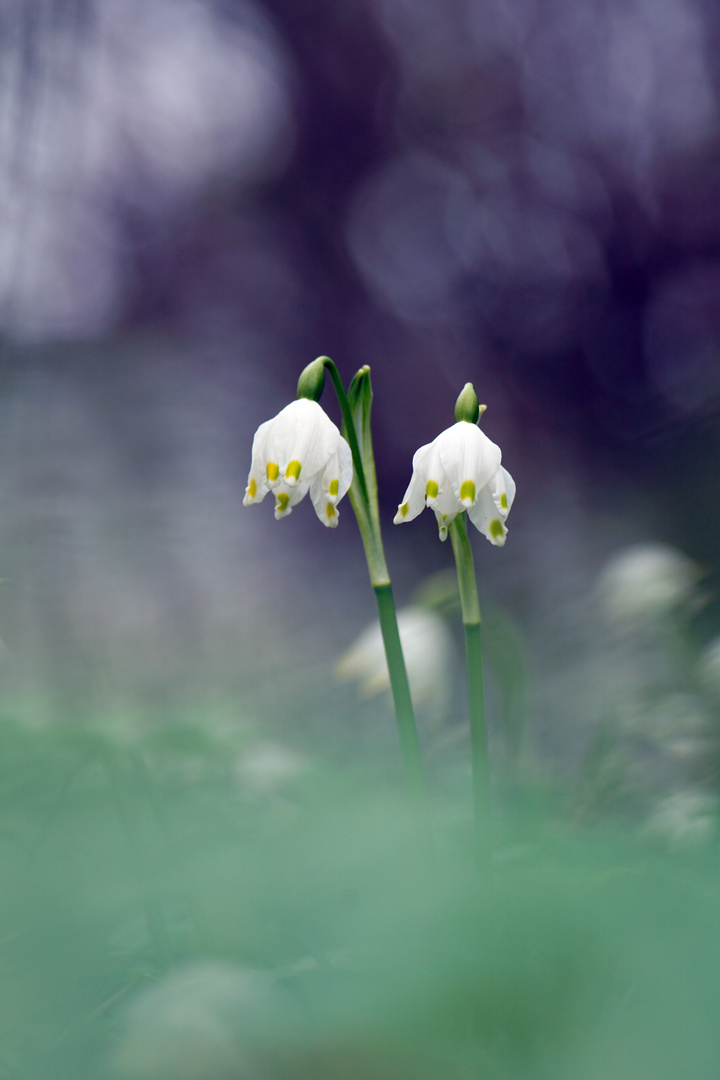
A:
393,421,515,544
243,399,352,527
244,379,515,546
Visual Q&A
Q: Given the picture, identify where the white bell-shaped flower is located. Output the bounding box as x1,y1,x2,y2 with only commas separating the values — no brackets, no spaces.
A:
393,420,515,543
243,398,353,527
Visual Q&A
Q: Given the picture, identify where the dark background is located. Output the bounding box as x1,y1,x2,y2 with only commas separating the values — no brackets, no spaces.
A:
1,0,719,766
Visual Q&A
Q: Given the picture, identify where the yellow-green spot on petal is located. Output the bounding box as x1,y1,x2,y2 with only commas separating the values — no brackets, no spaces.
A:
329,478,339,497
489,518,503,539
247,478,257,499
326,502,336,518
276,492,290,512
500,492,508,509
286,459,302,481
460,479,476,504
400,502,409,518
267,461,279,482
442,514,447,522
425,479,439,499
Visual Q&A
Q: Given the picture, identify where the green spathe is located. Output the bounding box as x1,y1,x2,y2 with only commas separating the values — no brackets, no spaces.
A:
454,382,482,424
297,357,327,402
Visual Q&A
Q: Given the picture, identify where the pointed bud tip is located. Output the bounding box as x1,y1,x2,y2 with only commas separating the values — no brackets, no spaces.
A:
454,383,480,424
297,358,327,402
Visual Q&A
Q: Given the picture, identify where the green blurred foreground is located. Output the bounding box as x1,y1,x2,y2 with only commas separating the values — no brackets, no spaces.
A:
1,715,719,1080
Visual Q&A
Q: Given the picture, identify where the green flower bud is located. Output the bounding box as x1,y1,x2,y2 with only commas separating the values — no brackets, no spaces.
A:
297,357,327,401
454,382,485,424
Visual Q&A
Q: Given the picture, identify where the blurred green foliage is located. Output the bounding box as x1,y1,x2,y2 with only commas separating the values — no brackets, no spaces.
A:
0,711,719,1079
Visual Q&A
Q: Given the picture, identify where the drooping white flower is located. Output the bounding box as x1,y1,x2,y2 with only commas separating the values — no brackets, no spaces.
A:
393,421,515,543
243,398,352,527
336,605,454,725
642,791,718,848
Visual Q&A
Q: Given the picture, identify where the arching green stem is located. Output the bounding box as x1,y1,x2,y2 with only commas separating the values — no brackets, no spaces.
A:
317,356,370,508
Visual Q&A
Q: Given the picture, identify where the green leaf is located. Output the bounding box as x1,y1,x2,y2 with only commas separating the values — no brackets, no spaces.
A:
346,366,379,529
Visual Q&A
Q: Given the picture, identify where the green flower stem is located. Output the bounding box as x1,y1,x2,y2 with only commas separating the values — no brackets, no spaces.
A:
374,582,430,814
319,357,430,827
449,513,491,866
352,497,391,587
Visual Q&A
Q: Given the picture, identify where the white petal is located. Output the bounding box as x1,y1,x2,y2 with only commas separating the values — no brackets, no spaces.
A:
311,496,342,527
308,478,342,527
421,443,447,509
264,399,343,487
319,439,353,505
309,436,353,526
273,478,309,520
243,417,275,504
467,481,508,545
393,442,433,524
490,466,516,518
436,422,502,506
248,416,274,462
432,482,461,540
243,466,269,506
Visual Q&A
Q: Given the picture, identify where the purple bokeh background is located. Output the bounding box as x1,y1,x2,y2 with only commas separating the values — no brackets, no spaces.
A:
1,0,720,767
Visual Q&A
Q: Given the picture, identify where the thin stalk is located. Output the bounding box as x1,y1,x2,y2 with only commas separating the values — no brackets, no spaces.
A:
321,358,430,835
449,513,491,866
374,582,430,818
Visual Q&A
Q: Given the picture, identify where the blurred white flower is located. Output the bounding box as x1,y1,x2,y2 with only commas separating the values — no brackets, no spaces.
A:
243,398,352,526
598,543,701,624
642,791,717,848
663,735,718,766
615,691,711,742
393,421,515,543
111,961,270,1080
336,606,454,723
234,741,310,796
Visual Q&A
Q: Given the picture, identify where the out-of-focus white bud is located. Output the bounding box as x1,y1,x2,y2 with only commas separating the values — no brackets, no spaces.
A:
617,692,711,742
336,606,454,725
598,543,701,624
611,693,716,777
234,740,310,797
110,962,272,1080
642,790,718,848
